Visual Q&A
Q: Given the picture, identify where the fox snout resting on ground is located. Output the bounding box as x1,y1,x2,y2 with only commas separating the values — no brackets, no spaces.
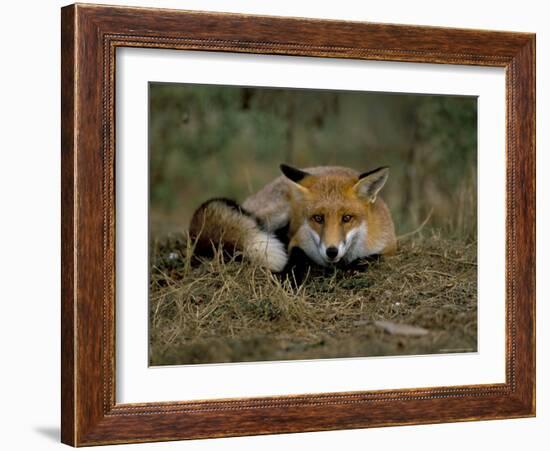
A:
189,165,396,276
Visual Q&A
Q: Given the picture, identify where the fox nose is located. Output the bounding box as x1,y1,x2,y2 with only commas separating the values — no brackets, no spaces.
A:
326,247,339,260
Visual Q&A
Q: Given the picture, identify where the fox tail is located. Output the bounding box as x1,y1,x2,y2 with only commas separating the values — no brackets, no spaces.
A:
189,198,288,272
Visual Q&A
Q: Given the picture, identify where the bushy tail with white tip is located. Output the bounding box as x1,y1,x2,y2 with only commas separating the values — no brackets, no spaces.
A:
189,198,288,272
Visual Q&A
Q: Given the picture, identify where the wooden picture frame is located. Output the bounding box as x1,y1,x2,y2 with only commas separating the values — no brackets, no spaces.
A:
61,3,535,446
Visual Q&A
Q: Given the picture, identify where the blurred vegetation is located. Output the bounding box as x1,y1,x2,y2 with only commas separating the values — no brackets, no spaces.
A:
149,83,477,239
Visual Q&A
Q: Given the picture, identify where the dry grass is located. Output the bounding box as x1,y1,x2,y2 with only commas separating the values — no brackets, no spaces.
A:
149,230,477,366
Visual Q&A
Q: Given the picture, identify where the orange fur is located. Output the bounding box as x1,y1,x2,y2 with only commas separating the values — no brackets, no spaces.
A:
285,167,396,262
189,165,396,271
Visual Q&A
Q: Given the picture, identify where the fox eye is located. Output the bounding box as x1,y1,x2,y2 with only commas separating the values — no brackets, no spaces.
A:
342,215,353,223
312,214,324,224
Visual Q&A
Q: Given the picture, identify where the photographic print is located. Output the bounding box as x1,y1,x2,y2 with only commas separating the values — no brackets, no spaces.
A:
148,83,478,366
61,5,535,444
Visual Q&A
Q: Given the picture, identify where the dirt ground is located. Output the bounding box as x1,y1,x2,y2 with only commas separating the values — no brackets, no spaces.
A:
149,231,477,366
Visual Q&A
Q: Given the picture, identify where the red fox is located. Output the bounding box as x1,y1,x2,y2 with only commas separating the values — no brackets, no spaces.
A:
189,165,396,274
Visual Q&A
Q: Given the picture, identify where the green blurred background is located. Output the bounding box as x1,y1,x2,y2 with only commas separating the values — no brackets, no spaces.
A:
149,83,477,239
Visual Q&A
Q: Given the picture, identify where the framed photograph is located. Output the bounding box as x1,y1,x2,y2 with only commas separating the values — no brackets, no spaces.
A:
61,3,535,446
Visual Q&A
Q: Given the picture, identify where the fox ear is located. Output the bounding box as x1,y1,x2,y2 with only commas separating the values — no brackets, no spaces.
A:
280,164,310,184
280,164,311,194
354,167,389,203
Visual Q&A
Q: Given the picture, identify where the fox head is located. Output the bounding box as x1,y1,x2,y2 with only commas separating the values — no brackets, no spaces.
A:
281,164,389,266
